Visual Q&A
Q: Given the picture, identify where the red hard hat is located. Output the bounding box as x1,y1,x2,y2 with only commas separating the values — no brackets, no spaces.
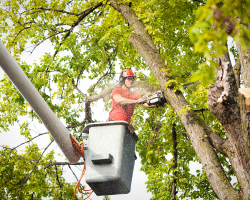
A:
119,69,134,83
121,69,134,78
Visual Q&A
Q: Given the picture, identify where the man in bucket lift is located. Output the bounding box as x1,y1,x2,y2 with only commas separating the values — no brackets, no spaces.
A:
107,69,156,123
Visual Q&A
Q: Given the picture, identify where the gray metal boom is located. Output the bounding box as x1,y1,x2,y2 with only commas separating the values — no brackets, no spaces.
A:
0,41,80,163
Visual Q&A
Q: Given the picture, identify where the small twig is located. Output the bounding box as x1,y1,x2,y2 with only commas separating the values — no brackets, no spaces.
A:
10,26,31,46
194,108,208,112
12,132,49,150
182,81,198,89
90,68,112,94
0,145,40,163
180,132,189,140
66,0,74,6
55,166,62,189
11,140,54,200
30,30,68,54
81,119,87,133
192,0,206,5
76,66,86,86
168,33,187,54
72,79,87,98
0,145,12,150
194,109,208,120
66,121,85,129
13,154,36,163
68,164,89,195
52,2,103,59
21,8,80,16
68,164,79,182
45,161,85,169
76,132,83,141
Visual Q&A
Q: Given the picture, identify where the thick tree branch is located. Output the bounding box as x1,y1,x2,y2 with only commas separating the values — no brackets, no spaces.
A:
72,75,163,133
86,84,119,102
208,51,250,196
84,100,94,123
73,77,160,104
110,1,240,199
85,80,160,103
202,125,228,155
128,23,229,156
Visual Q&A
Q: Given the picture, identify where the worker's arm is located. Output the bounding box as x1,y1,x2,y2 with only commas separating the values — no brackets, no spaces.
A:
141,103,156,108
113,94,157,108
113,94,137,105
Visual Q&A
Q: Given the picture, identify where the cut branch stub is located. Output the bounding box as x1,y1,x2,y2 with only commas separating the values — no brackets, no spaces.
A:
238,88,250,112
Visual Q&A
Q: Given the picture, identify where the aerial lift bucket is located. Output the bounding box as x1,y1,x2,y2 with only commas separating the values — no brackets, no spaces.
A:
82,121,138,196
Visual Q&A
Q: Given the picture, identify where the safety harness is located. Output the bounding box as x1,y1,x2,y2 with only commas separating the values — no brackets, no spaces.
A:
109,88,134,121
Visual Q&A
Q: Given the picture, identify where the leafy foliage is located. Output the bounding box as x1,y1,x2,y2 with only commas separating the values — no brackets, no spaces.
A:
0,144,76,199
0,0,248,199
190,0,250,85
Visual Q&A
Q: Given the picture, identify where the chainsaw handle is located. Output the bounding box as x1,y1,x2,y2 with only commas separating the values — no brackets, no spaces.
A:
136,96,147,104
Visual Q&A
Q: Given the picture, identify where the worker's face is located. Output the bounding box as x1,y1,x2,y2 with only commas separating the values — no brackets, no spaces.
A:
124,77,134,88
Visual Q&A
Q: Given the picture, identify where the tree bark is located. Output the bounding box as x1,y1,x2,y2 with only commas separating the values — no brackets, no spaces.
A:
236,21,250,88
237,45,250,88
208,51,250,198
109,1,240,199
236,43,250,163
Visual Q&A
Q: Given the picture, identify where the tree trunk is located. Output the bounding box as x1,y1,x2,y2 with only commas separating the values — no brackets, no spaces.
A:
208,52,250,198
109,0,242,199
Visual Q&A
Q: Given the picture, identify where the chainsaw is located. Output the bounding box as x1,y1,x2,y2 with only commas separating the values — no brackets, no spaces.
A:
136,90,166,107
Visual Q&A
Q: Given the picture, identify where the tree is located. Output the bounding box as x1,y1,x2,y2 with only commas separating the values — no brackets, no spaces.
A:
0,0,250,199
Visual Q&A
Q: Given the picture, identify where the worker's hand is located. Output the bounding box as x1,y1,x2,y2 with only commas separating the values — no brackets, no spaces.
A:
136,97,147,104
138,103,156,108
136,100,142,105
